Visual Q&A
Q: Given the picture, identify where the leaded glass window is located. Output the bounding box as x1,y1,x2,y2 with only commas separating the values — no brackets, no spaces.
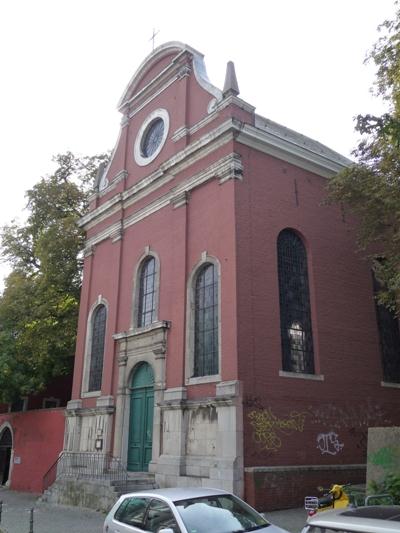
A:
277,229,314,373
373,273,400,383
88,304,106,391
138,257,157,327
194,263,219,377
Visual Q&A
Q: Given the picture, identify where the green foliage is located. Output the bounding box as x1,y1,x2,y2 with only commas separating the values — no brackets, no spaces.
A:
0,151,109,402
369,473,400,504
327,7,400,314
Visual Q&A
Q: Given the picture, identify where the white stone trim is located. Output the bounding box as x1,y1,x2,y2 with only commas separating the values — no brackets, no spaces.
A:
245,464,365,473
98,169,127,197
79,119,236,231
185,254,222,384
279,370,324,381
381,381,400,389
82,151,240,251
81,297,109,396
134,108,170,166
238,122,350,178
118,42,222,112
131,248,161,330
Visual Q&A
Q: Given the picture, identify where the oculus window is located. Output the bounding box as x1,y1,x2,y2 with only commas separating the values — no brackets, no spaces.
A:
134,108,169,166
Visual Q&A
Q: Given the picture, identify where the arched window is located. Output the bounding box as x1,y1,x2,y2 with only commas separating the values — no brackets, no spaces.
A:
277,229,314,373
372,272,400,383
193,263,219,377
88,304,106,392
137,256,157,327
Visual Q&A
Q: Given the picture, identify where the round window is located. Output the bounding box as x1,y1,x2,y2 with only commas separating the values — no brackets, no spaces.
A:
141,118,165,158
134,108,170,166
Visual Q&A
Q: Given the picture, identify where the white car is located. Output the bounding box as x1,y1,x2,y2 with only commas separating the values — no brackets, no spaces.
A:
301,505,400,533
103,487,290,533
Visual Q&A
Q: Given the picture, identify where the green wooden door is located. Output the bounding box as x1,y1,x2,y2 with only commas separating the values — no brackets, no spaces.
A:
128,363,154,471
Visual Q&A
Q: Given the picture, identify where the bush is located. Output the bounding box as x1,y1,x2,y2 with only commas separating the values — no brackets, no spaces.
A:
369,473,400,504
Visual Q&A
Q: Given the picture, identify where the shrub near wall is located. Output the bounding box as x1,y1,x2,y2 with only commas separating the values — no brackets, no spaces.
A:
0,409,65,493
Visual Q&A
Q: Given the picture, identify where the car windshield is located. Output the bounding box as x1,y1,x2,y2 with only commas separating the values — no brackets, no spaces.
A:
174,494,269,533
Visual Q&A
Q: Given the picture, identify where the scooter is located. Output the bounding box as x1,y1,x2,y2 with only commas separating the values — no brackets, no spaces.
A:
305,484,350,515
304,484,393,516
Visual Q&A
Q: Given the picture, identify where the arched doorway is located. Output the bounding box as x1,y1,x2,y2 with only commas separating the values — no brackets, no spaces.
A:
127,362,154,471
0,428,12,485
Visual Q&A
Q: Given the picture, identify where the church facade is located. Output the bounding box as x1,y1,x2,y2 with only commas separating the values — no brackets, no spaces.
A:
64,42,400,509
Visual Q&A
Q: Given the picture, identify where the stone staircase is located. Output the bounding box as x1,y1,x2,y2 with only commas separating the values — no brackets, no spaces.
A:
40,472,157,513
112,471,158,496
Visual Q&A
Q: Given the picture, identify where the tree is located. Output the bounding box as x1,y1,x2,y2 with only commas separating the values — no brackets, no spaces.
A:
0,151,109,402
328,7,400,314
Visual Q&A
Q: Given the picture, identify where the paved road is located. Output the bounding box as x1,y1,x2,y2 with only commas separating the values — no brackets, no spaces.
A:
0,486,307,533
266,507,308,532
0,487,104,533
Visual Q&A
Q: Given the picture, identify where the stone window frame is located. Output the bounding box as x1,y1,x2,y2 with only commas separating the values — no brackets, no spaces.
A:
277,228,315,375
133,108,170,167
132,248,161,331
185,252,221,385
81,296,109,398
42,397,60,409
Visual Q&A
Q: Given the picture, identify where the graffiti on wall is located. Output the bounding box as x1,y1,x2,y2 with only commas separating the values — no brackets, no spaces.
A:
307,399,391,430
316,431,344,455
248,407,307,452
368,446,400,471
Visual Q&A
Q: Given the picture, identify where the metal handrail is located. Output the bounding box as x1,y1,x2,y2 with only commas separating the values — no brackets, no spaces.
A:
42,451,128,492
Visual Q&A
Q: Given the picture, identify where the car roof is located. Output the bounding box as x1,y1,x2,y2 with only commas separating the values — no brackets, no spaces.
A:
307,505,400,532
119,487,230,502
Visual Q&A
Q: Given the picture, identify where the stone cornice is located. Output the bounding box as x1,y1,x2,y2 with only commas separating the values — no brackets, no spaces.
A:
159,395,236,410
113,320,171,340
238,123,350,177
65,406,115,417
80,118,237,231
80,115,350,238
83,152,243,250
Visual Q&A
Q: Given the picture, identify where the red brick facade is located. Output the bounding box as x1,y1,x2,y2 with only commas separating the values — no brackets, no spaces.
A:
65,42,400,510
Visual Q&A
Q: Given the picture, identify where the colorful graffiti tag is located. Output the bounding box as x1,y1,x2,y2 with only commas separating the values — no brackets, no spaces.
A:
248,407,307,452
368,446,400,471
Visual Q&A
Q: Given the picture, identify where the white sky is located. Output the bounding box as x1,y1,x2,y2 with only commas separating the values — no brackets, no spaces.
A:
0,0,397,288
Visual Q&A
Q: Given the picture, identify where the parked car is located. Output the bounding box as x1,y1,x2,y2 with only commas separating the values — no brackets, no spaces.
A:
103,487,290,533
301,505,400,533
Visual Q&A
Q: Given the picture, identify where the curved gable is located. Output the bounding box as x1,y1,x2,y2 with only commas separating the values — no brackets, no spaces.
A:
118,41,221,112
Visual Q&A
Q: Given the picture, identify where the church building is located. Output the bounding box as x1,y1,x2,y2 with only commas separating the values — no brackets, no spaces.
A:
63,42,400,509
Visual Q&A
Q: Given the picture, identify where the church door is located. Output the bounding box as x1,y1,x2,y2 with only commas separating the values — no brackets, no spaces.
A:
0,428,12,485
128,363,154,471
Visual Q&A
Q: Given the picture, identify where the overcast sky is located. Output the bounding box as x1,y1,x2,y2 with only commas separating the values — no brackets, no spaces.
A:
0,0,397,288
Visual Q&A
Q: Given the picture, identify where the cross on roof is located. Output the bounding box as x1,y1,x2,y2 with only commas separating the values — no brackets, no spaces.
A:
149,28,159,51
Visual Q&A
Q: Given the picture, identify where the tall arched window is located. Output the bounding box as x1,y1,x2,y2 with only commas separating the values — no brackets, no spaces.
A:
194,263,219,377
277,229,314,374
88,304,106,392
137,256,157,327
373,272,400,383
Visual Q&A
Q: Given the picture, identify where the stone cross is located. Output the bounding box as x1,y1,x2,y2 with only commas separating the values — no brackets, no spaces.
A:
150,28,159,51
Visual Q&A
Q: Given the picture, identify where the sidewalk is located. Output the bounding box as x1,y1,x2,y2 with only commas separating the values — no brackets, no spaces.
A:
266,507,308,533
0,486,307,533
0,487,104,533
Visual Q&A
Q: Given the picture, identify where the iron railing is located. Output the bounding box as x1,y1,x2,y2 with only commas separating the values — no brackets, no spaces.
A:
42,452,128,492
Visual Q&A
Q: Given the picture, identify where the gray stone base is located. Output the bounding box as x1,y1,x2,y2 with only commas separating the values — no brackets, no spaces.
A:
41,479,118,513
